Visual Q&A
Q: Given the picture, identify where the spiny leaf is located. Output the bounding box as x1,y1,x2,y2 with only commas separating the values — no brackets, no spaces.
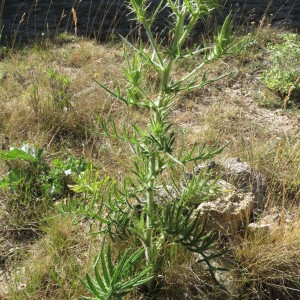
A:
84,245,153,299
85,273,104,299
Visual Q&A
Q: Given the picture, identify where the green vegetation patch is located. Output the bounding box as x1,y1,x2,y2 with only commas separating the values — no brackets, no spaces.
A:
262,33,300,102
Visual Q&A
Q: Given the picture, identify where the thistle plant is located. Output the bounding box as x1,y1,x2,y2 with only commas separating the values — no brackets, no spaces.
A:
60,0,233,298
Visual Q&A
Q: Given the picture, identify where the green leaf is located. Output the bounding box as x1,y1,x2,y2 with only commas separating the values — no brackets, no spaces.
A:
83,245,153,299
0,177,9,188
94,262,108,294
0,148,38,162
85,273,103,299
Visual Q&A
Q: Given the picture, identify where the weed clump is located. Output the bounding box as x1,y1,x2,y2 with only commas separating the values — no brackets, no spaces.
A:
0,144,89,227
58,0,234,298
262,33,300,107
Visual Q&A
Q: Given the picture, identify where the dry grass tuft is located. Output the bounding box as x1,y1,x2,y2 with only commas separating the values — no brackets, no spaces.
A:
5,216,100,300
157,244,223,300
232,213,300,299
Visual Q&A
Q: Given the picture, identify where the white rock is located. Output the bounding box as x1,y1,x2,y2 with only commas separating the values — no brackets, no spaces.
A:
197,191,255,234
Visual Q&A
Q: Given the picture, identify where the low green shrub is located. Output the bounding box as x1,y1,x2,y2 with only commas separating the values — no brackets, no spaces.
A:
0,143,88,224
26,67,72,115
48,68,72,111
262,33,300,101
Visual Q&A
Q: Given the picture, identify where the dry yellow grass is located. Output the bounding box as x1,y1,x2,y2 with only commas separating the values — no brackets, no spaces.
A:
232,212,300,300
5,215,101,300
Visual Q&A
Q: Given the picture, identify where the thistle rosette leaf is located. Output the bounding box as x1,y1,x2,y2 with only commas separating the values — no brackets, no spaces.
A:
82,244,153,300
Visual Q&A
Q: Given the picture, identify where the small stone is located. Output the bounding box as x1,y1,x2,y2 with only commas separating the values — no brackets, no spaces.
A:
248,223,271,234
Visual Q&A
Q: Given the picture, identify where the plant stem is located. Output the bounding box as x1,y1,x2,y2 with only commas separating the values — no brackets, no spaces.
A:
143,21,164,70
141,153,156,291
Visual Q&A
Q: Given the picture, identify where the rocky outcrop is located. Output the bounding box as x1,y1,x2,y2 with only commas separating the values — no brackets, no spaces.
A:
137,156,292,236
197,187,255,235
193,158,267,234
221,157,266,207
